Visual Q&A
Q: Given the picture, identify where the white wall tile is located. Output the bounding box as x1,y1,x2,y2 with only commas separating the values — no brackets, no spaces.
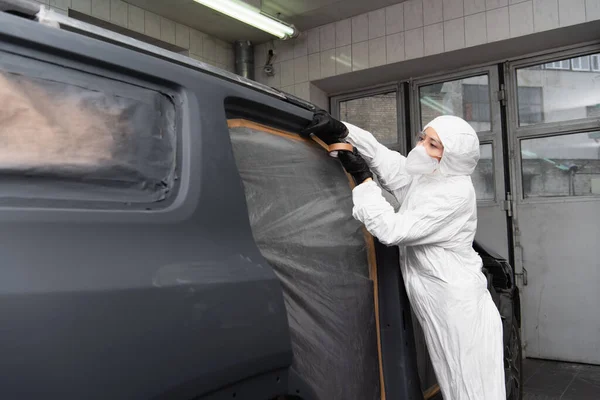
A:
320,23,336,51
558,0,586,26
176,24,190,49
216,41,230,64
144,11,161,39
203,36,216,61
295,82,310,101
280,59,295,86
386,3,404,34
309,53,321,80
320,49,337,77
161,18,176,45
424,23,444,55
127,5,144,34
190,29,204,55
267,63,281,88
587,0,600,21
294,34,308,58
465,0,486,15
404,0,424,30
424,0,443,25
92,0,110,20
369,37,387,67
444,17,466,50
486,0,508,9
386,32,405,63
369,8,387,39
281,85,295,95
50,0,70,10
336,18,352,47
294,56,309,83
254,43,266,67
254,67,267,85
352,41,369,71
510,0,528,3
353,14,370,42
308,28,320,53
110,0,127,27
405,27,425,59
336,45,352,74
509,1,534,37
533,0,559,31
50,5,68,14
277,40,294,62
465,12,487,46
486,7,510,41
71,0,91,14
310,84,329,111
444,0,465,20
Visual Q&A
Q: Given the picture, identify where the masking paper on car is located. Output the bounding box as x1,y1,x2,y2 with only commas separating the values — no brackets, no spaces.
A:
229,125,381,400
0,61,176,205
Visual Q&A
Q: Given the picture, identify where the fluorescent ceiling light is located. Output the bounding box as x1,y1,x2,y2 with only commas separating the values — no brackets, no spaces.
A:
193,0,297,39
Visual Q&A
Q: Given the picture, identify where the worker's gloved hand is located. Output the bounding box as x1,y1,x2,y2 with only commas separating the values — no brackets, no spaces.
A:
338,148,373,185
300,110,349,145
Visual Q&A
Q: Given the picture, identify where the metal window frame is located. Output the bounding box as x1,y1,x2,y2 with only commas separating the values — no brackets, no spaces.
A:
591,54,600,72
507,43,600,138
505,43,600,205
330,83,407,155
410,65,504,206
570,55,591,71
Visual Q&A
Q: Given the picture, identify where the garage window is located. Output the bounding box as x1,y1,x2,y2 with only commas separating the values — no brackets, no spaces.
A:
339,92,399,147
521,131,600,198
0,62,176,205
517,53,600,126
419,74,492,133
472,143,495,201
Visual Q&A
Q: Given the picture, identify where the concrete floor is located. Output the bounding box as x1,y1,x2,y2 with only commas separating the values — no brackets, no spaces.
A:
524,358,600,399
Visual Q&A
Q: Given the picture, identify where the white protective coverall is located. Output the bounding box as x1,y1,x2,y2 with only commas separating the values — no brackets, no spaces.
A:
343,116,505,400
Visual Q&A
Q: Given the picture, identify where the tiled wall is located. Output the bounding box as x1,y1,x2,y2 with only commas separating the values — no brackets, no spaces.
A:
31,0,235,72
254,0,600,101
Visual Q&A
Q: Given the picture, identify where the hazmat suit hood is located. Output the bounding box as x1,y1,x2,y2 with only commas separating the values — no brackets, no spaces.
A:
424,115,480,176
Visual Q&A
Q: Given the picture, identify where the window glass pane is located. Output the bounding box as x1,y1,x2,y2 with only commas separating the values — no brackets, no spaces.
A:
472,144,495,200
521,131,600,198
517,53,600,126
419,75,491,132
339,92,398,145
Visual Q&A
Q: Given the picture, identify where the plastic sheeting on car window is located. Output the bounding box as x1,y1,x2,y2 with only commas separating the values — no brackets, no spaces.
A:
0,65,176,205
229,124,381,400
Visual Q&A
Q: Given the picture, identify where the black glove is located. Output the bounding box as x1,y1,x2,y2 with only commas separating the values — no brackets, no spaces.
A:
338,148,373,185
300,110,349,145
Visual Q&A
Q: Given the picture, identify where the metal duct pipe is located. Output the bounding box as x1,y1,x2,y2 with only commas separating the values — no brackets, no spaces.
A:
234,40,254,80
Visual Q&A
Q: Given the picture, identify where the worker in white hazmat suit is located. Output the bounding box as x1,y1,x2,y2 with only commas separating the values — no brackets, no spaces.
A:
302,112,506,400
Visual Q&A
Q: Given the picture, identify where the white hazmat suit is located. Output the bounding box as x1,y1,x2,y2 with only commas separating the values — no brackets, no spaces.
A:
343,116,506,400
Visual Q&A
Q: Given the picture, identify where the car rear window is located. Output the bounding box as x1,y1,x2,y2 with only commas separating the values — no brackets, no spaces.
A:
0,53,176,206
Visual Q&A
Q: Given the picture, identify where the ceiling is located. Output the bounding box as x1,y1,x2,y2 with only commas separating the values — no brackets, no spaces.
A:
126,0,405,43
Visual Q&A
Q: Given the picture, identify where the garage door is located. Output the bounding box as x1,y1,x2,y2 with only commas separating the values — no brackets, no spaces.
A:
506,47,600,364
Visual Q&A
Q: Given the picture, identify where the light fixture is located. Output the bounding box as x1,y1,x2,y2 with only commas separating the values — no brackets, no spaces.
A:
193,0,297,39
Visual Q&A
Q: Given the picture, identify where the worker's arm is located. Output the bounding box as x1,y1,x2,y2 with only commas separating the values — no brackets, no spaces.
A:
351,180,471,247
342,122,412,193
